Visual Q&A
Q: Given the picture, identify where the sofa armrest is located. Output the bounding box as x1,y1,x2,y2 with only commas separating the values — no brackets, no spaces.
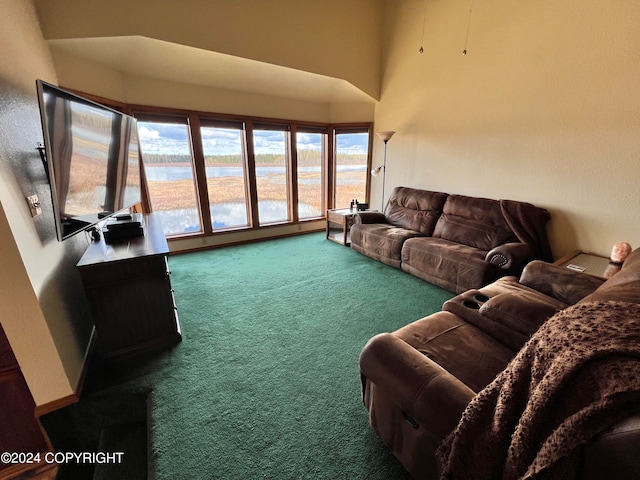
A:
519,260,605,305
479,291,563,336
360,333,475,437
352,211,387,225
580,414,640,480
485,242,532,270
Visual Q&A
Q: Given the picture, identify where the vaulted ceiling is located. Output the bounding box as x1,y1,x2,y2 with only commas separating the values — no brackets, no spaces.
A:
46,36,376,104
35,0,384,106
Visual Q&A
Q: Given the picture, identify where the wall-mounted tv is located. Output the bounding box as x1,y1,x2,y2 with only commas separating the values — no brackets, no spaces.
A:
36,80,142,241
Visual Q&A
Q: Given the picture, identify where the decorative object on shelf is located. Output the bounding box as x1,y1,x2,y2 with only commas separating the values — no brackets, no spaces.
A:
610,242,632,264
371,131,395,210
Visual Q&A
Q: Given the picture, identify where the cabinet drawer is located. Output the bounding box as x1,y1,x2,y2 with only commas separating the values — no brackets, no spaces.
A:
79,254,168,287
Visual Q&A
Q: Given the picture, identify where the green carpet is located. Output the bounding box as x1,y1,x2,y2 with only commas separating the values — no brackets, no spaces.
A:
46,232,454,479
147,232,453,479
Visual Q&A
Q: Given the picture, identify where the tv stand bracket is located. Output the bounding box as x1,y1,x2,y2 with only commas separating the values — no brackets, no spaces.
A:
36,143,50,182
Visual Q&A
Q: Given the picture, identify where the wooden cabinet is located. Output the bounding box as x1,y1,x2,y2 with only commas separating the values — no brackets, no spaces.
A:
77,213,181,359
0,324,50,477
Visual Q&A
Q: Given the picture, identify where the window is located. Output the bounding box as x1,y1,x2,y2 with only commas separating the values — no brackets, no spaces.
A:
200,121,249,230
253,125,290,225
137,117,202,236
125,101,372,240
296,128,325,219
333,129,370,209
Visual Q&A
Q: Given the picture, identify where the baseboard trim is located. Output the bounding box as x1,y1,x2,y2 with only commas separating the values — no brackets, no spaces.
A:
169,226,325,255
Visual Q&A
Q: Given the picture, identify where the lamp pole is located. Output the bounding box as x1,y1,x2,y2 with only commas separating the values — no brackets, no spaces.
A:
374,131,395,210
381,139,388,210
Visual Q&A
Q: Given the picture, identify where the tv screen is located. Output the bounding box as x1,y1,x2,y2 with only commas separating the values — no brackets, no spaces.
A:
36,80,142,240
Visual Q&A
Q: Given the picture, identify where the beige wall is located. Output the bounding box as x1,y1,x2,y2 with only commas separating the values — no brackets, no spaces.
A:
0,0,90,406
373,0,640,258
0,205,72,406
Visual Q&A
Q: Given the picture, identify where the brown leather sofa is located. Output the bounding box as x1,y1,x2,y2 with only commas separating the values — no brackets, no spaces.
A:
360,248,640,479
350,186,552,293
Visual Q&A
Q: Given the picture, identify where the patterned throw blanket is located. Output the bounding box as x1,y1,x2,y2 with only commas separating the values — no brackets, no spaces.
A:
437,300,640,480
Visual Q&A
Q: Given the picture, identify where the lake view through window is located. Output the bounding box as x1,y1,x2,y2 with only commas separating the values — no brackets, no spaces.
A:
136,111,371,238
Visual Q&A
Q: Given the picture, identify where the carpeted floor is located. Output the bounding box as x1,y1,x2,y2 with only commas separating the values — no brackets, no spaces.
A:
43,232,453,479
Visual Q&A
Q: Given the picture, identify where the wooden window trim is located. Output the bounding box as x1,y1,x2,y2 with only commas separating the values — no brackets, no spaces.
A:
59,88,372,239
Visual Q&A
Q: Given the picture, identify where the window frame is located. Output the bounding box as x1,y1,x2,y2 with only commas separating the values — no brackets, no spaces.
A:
295,125,328,220
252,122,293,226
330,124,374,210
135,113,205,237
99,99,373,241
199,118,252,231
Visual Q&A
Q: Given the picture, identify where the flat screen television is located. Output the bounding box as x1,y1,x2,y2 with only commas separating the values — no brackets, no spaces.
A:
36,80,142,240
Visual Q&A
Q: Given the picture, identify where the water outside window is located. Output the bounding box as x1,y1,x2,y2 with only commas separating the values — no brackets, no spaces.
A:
253,129,290,225
138,120,202,236
200,125,249,229
334,131,369,209
137,117,369,237
296,131,324,219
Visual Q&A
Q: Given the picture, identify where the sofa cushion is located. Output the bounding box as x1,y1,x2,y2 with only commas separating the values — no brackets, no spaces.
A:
433,194,518,251
401,237,497,293
384,187,448,235
393,311,516,393
480,291,564,332
477,291,563,346
350,223,423,268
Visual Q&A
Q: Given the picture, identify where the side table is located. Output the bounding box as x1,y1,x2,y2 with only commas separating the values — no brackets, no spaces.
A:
553,250,620,280
326,208,362,246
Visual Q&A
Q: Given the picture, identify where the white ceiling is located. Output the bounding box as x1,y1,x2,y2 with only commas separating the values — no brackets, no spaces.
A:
47,36,376,104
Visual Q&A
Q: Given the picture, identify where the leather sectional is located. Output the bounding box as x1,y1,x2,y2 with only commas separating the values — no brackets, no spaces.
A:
350,186,552,293
359,247,640,479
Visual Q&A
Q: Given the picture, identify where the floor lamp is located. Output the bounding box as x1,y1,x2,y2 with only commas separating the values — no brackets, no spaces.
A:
371,131,395,210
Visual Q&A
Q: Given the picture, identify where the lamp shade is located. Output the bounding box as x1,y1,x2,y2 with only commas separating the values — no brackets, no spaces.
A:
376,131,395,142
371,166,383,176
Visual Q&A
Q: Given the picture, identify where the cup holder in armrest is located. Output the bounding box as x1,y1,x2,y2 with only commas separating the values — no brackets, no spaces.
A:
473,293,490,303
462,293,491,310
463,300,481,310
443,289,492,321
